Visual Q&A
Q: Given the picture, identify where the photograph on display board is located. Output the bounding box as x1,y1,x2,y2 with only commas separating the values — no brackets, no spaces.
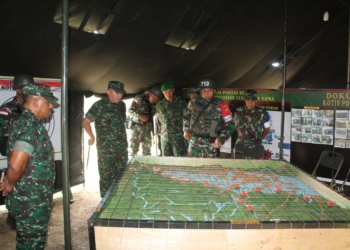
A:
335,129,347,139
292,133,301,142
322,117,333,127
336,110,348,119
301,134,312,143
323,110,334,118
311,126,322,135
292,117,301,125
302,109,312,117
335,119,347,129
346,140,350,148
322,127,333,136
312,110,322,118
312,134,322,144
292,125,301,132
312,117,322,126
291,109,302,117
302,117,312,125
302,125,311,134
322,135,333,145
334,138,345,148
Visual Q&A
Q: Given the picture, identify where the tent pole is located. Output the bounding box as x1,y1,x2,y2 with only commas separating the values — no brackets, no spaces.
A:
279,0,287,160
61,0,72,249
348,5,350,90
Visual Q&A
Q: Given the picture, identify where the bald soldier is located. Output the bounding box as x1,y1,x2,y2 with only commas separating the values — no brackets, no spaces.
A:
0,83,58,249
82,81,128,197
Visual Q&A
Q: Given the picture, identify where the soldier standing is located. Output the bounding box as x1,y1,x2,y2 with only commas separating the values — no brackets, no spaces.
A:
0,83,58,249
187,87,199,100
0,74,33,230
82,81,128,197
183,78,234,158
233,89,270,159
128,86,163,155
156,81,187,156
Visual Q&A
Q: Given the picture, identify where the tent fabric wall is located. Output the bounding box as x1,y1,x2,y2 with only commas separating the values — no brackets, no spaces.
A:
55,91,84,191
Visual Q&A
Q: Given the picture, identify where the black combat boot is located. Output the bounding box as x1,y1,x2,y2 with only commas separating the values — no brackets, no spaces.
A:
6,214,16,230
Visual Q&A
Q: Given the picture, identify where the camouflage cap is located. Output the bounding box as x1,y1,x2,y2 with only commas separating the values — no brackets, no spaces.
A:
188,87,199,93
161,81,174,92
108,81,126,94
245,89,258,100
23,83,58,104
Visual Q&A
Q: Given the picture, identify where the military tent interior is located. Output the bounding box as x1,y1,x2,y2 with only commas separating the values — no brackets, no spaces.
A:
1,0,350,192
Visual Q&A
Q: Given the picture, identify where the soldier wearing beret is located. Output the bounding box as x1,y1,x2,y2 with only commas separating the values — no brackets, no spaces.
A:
0,83,58,249
128,86,163,155
82,81,128,197
156,81,187,156
233,89,270,159
183,78,234,158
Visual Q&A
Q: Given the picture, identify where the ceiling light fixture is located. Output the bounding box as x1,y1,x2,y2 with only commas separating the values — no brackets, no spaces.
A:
323,11,329,21
272,62,281,67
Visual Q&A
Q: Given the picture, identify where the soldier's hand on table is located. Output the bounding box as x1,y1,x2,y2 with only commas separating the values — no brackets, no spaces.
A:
184,131,191,141
88,137,95,145
213,138,221,148
140,115,149,122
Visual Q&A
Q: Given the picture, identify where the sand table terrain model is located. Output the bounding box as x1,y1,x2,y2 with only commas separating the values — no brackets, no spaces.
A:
97,157,350,227
89,156,350,249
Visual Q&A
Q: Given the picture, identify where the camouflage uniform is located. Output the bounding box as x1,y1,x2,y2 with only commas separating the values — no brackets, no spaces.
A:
128,93,156,155
183,96,234,158
6,108,55,249
85,96,128,197
0,97,22,155
234,105,266,158
156,96,187,156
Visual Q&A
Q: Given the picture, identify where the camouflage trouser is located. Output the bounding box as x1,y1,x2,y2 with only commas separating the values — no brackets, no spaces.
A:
129,123,152,155
188,135,218,158
9,202,51,249
233,142,264,159
97,139,128,197
161,132,187,157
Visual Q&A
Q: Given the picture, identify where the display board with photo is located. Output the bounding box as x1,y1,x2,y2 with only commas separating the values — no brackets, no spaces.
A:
291,108,336,145
334,110,350,148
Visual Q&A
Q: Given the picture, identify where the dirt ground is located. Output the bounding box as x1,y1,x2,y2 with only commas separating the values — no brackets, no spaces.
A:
0,184,101,250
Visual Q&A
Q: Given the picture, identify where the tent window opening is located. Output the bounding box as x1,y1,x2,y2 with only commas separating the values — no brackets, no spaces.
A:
53,0,121,35
165,5,217,51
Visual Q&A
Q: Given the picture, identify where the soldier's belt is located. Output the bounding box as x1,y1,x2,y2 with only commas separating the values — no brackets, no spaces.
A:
234,142,264,158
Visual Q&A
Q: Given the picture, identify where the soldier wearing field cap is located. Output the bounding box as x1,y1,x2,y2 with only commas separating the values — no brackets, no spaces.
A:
233,89,270,159
0,83,58,249
187,87,199,101
128,85,163,155
82,81,128,197
156,81,187,156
